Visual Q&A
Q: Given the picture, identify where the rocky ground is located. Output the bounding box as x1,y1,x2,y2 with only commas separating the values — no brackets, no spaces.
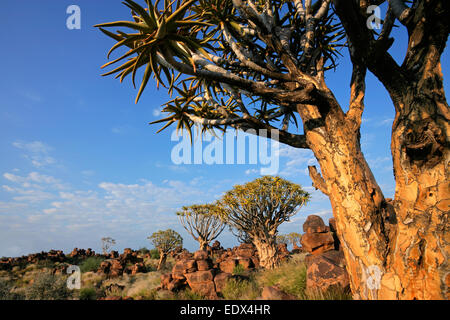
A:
0,215,352,300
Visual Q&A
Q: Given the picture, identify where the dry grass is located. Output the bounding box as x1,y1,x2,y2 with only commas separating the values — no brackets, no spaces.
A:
256,253,308,298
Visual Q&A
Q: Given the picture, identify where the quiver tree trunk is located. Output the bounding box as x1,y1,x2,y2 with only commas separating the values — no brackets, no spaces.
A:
301,97,392,300
303,84,449,299
253,237,279,270
327,0,450,300
385,93,449,299
383,60,449,299
198,237,208,251
157,251,168,271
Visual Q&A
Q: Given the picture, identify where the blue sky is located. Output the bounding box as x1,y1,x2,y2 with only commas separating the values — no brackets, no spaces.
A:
0,1,448,257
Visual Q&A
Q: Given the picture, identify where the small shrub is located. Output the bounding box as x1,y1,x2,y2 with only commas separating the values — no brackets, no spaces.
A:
177,288,205,300
149,249,160,259
104,283,125,297
232,264,245,276
26,273,72,300
138,247,150,255
257,255,307,298
131,288,158,300
221,277,260,300
80,256,104,273
36,259,56,270
304,286,353,300
79,287,97,300
0,278,25,300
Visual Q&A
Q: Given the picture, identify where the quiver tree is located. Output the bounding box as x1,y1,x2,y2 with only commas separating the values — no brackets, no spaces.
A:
177,204,226,250
218,176,310,269
101,237,116,255
148,229,183,270
278,232,302,250
96,0,449,299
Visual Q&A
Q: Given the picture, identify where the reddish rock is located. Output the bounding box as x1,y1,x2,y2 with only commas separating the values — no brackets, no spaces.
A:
70,248,81,258
160,273,173,289
219,259,238,273
329,218,341,251
301,231,335,255
236,243,256,259
303,215,329,234
131,262,145,275
193,250,209,261
98,261,111,274
305,250,350,291
109,259,124,277
237,258,254,270
176,250,193,261
261,286,296,300
196,259,213,271
214,272,232,293
109,251,119,259
329,218,337,233
167,278,186,292
211,241,223,251
184,270,217,298
172,259,197,279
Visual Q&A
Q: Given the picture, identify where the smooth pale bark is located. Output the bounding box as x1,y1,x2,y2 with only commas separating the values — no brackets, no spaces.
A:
253,237,279,269
157,252,168,271
198,237,208,251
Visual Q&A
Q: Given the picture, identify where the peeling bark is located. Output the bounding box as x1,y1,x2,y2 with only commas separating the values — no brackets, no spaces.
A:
298,95,391,299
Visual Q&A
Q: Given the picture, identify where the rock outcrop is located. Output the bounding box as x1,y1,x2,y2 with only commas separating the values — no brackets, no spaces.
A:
302,215,350,292
300,215,335,255
305,250,349,291
261,285,296,300
215,243,260,272
159,249,250,299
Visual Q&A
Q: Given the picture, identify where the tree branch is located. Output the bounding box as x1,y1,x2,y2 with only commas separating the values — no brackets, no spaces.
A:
308,165,329,195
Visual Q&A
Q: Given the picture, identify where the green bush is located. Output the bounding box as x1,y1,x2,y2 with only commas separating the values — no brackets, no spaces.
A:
79,287,97,300
0,278,25,300
26,273,72,300
36,259,56,270
149,249,160,259
232,264,245,276
138,247,150,255
80,256,104,273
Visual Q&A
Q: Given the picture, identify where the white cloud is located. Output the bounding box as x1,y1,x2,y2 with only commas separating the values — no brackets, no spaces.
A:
245,168,259,175
277,145,317,177
3,172,66,190
2,185,55,203
12,141,56,168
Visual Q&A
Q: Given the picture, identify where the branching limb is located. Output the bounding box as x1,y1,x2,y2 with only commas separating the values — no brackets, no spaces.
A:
346,59,367,131
388,0,412,25
308,165,329,195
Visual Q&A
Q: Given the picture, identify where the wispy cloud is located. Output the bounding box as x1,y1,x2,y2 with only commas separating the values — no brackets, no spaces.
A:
12,141,56,168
